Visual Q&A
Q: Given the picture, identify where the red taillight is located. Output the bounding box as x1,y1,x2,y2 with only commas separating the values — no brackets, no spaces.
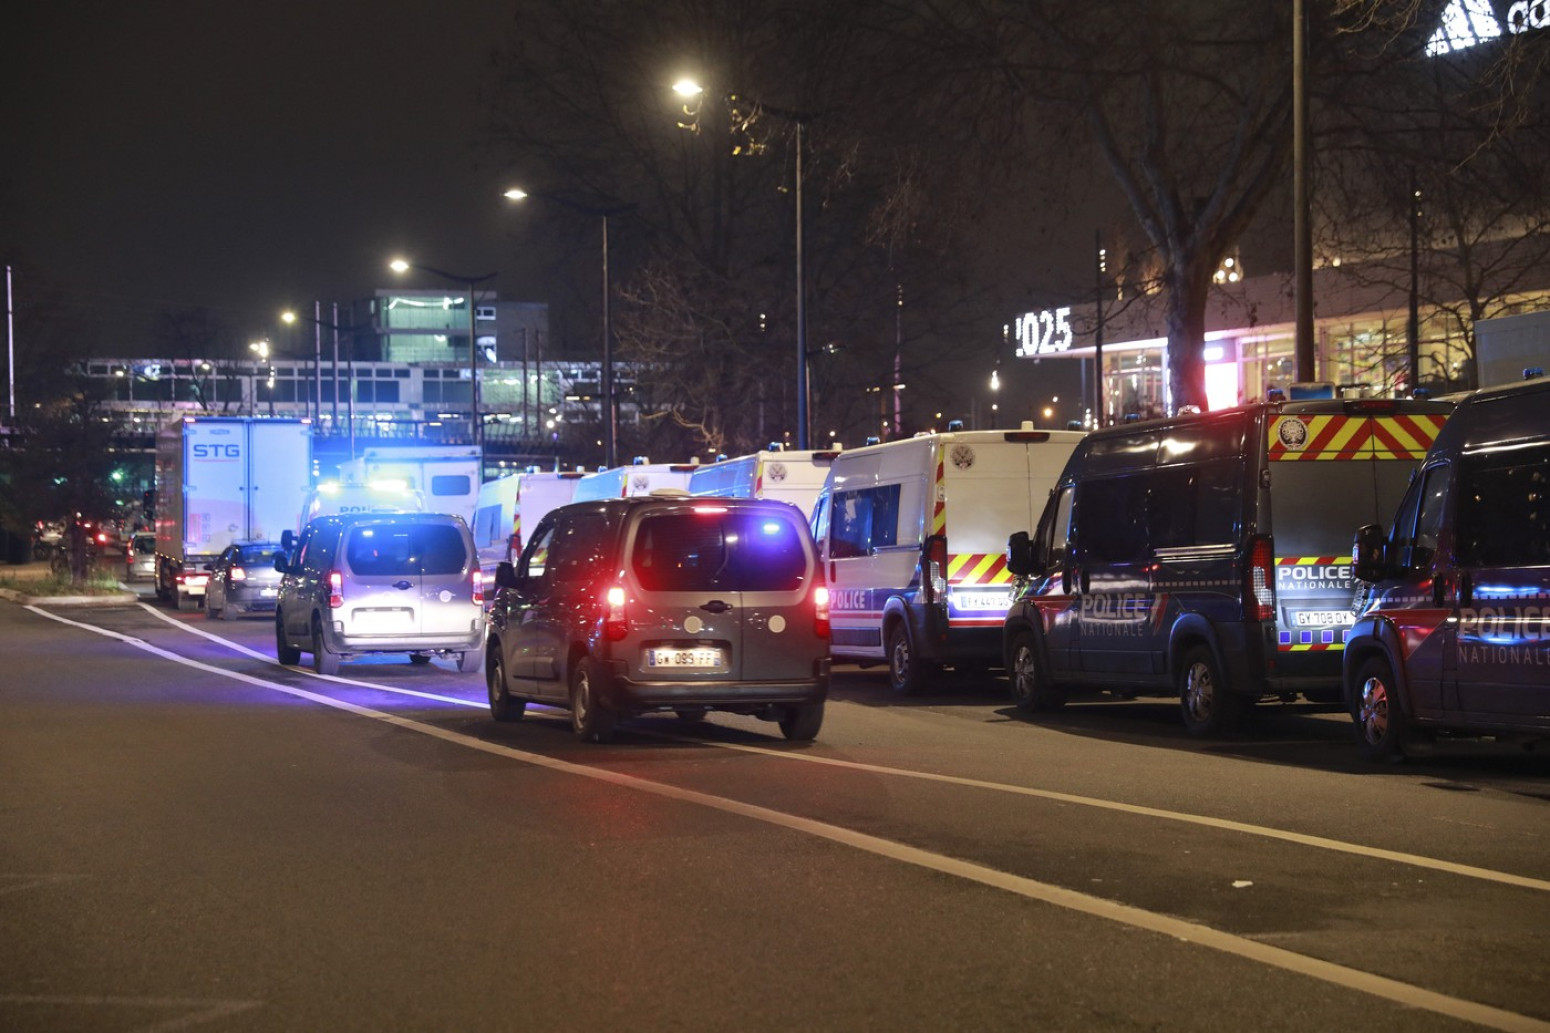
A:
813,584,831,639
471,564,484,605
328,569,344,610
923,536,948,604
229,566,247,582
604,584,628,641
96,532,108,544
1246,536,1274,622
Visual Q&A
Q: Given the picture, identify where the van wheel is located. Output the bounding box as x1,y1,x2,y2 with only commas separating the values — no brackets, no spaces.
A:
486,648,526,722
275,613,301,665
887,623,936,695
779,702,824,741
1352,655,1410,763
1009,631,1065,713
570,658,617,743
312,616,340,676
1178,644,1243,736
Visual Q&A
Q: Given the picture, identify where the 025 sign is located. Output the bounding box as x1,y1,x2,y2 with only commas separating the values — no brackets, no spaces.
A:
1014,306,1074,357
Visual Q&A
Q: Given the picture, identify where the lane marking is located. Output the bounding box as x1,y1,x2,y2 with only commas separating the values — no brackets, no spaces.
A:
136,601,1550,895
0,995,262,1032
22,605,1550,1033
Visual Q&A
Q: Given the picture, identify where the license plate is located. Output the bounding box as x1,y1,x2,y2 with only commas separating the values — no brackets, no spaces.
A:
260,588,277,597
647,647,722,668
1294,610,1354,627
954,591,1011,612
352,608,415,632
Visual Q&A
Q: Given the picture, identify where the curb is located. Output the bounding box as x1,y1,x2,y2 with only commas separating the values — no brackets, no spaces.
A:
0,587,140,607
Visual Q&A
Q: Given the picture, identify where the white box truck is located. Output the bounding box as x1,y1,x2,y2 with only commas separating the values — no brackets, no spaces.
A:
336,444,481,525
154,417,312,610
688,447,838,521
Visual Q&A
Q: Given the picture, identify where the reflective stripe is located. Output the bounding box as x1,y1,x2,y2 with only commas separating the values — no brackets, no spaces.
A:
1268,414,1446,461
948,553,1013,585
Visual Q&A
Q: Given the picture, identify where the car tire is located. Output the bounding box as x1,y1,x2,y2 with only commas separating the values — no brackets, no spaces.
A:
1009,630,1065,713
887,622,935,696
1351,654,1410,763
275,613,302,665
1178,643,1244,737
487,648,526,722
570,657,617,743
311,616,340,676
779,702,824,741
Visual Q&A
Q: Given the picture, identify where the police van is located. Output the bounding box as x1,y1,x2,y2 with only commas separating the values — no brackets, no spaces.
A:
1003,397,1454,735
811,423,1085,692
688,446,838,519
299,479,426,529
1346,372,1550,760
472,469,584,567
571,458,701,502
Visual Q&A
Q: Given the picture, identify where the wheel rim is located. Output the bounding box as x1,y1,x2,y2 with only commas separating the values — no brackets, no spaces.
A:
891,633,910,687
573,668,592,730
1358,675,1390,746
1183,660,1213,723
488,655,504,709
1012,644,1037,705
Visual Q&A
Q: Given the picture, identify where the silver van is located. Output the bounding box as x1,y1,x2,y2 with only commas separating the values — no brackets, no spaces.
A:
274,513,485,675
486,493,830,742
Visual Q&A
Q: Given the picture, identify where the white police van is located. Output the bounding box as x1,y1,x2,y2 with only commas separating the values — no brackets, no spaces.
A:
811,423,1085,692
689,446,838,519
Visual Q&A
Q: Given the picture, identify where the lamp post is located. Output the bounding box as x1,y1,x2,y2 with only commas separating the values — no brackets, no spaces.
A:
674,79,811,449
504,188,633,469
389,259,495,449
282,306,366,447
248,340,273,416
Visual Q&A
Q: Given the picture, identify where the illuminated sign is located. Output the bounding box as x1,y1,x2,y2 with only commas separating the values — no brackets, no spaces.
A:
1427,0,1547,56
1014,306,1074,357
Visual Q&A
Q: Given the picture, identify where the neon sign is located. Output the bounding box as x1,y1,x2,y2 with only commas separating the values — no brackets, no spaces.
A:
1014,307,1074,357
1427,0,1548,56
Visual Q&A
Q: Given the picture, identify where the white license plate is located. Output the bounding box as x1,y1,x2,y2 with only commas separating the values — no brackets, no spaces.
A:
260,588,278,597
352,608,415,632
954,591,1011,612
648,647,722,668
1294,610,1354,627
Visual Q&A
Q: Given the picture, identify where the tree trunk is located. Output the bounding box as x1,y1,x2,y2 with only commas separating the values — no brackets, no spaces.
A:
1164,267,1209,413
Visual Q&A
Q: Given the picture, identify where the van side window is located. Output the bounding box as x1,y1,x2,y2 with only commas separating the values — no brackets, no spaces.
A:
520,523,556,579
1456,445,1550,568
831,485,902,557
1414,464,1449,555
1078,475,1148,563
1149,461,1239,549
1043,485,1074,568
548,513,611,583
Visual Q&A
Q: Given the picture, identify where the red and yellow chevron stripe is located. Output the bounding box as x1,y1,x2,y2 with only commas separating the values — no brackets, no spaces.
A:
1283,641,1342,652
947,553,1013,586
1269,414,1445,462
930,446,947,537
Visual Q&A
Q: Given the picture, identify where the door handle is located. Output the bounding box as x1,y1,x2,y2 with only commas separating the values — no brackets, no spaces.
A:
393,579,413,591
700,599,732,614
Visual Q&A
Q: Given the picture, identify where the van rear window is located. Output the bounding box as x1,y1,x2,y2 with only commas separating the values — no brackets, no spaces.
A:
430,475,471,498
631,511,808,592
346,524,468,576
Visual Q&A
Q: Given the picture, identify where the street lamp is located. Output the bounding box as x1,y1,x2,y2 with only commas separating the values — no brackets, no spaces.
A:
388,259,496,449
248,340,273,416
504,187,632,469
675,78,811,449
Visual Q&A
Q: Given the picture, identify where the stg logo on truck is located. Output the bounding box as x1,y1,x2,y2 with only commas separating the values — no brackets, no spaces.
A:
192,444,241,459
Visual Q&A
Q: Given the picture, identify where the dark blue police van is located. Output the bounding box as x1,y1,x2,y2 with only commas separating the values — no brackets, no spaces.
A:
1004,397,1454,735
1346,373,1550,760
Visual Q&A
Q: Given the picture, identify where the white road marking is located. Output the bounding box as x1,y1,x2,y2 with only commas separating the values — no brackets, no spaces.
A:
0,994,262,1031
24,604,1550,1033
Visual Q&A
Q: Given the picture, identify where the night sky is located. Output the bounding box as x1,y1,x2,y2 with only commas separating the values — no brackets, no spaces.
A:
2,0,537,354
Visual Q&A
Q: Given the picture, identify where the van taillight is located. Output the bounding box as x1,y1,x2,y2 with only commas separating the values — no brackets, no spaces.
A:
328,570,344,609
471,564,484,605
923,536,948,604
604,584,628,641
813,584,831,638
1246,537,1274,621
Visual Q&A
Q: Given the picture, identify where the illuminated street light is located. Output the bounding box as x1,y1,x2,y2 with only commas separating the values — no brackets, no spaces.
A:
674,76,811,449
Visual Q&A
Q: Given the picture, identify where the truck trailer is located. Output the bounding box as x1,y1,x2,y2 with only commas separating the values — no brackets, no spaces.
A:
154,417,312,610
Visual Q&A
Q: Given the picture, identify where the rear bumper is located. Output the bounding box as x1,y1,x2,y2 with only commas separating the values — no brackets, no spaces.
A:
607,658,830,710
330,627,485,655
228,587,281,611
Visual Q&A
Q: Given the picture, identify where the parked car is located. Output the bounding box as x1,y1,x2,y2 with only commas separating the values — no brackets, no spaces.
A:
274,513,485,675
204,541,285,620
125,532,157,581
1345,373,1550,760
1003,396,1455,735
486,492,830,743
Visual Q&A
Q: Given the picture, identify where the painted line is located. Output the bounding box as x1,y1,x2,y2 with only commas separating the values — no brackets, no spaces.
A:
141,601,1550,895
23,605,1550,1033
0,994,262,1032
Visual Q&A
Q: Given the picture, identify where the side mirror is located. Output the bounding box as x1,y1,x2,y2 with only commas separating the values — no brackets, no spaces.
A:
281,529,296,551
1007,531,1034,577
273,554,291,575
494,561,521,590
1352,524,1390,583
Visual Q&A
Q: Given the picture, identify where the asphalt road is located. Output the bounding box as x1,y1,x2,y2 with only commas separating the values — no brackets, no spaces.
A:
3,591,1548,1032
